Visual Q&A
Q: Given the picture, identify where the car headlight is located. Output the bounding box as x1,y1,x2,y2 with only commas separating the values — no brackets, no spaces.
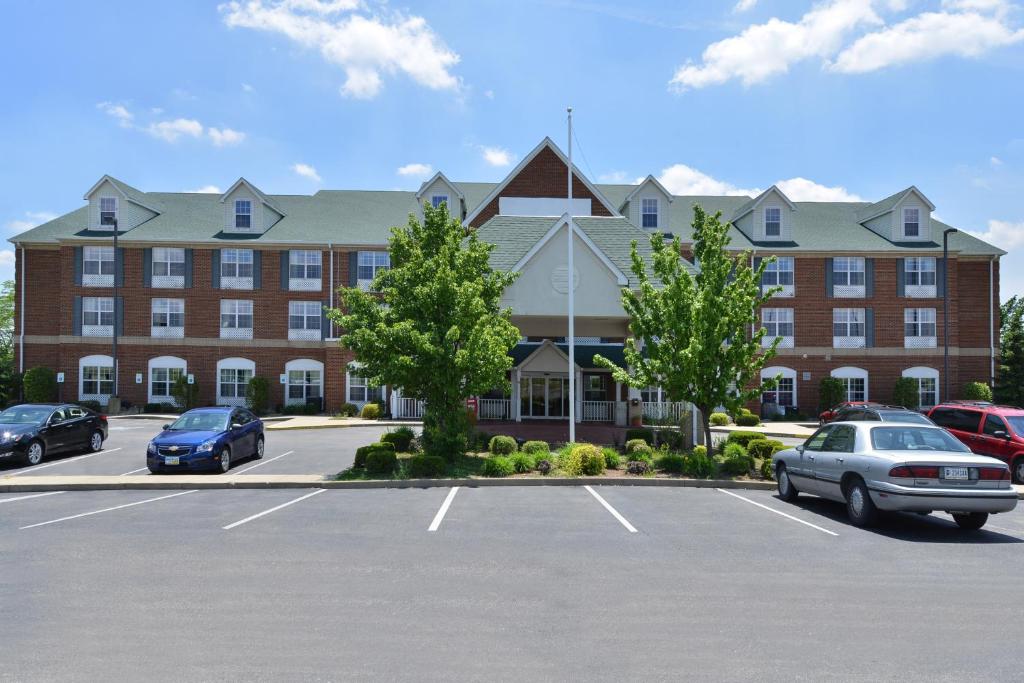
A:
0,432,13,443
196,439,218,453
147,442,157,454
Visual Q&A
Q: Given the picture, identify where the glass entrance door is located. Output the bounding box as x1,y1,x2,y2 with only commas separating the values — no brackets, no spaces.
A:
519,376,569,418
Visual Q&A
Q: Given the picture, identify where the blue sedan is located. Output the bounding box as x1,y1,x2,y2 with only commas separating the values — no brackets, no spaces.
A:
147,407,264,474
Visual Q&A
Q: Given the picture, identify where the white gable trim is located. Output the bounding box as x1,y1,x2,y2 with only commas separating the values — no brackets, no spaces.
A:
858,186,936,224
415,171,465,200
511,214,628,286
517,339,580,371
463,137,620,226
622,175,674,205
83,175,161,214
732,184,796,221
220,177,284,215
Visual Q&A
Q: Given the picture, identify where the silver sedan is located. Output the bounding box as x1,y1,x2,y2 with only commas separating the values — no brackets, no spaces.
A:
772,421,1018,530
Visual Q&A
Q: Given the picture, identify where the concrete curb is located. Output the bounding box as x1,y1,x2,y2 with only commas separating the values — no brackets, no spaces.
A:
266,420,422,431
0,474,779,493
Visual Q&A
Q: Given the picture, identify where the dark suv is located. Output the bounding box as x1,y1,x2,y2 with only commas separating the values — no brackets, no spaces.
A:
831,404,935,425
928,402,1024,483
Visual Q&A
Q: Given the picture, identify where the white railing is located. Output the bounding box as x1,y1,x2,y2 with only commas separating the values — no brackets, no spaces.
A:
395,397,425,419
643,401,690,422
478,399,510,421
581,401,615,422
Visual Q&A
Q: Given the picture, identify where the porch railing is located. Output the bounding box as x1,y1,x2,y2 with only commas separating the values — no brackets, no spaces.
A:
478,399,510,421
643,401,690,423
395,397,425,419
581,401,615,422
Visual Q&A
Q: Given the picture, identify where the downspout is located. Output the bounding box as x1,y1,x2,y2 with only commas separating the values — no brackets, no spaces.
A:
328,243,334,338
18,245,25,375
990,256,995,388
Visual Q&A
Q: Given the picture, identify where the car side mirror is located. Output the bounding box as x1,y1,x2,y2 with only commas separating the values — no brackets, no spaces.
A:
231,423,243,430
796,445,804,454
162,424,170,430
994,430,1010,440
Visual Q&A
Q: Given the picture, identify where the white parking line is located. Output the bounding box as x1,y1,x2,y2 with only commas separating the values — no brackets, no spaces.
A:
119,467,149,476
19,490,197,530
10,448,124,476
584,485,638,533
428,487,459,532
230,450,295,475
222,489,326,530
0,491,65,504
716,488,839,537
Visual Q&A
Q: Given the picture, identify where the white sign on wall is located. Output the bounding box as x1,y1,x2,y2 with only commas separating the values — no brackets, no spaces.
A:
56,372,65,384
135,373,143,384
280,374,287,384
187,374,195,385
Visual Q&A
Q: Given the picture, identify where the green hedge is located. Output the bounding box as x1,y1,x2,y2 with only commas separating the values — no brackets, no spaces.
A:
510,452,535,473
625,439,653,456
355,442,395,468
245,376,270,415
748,439,786,460
488,435,518,455
365,450,398,475
735,412,760,427
521,440,549,455
360,403,381,419
962,381,993,402
684,450,716,478
337,402,359,417
726,431,765,448
481,456,514,477
709,412,730,426
602,447,621,470
406,455,447,478
381,426,415,452
23,367,57,403
655,454,686,474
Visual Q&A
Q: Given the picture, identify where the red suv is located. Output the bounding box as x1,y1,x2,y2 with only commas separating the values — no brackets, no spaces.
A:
928,402,1024,483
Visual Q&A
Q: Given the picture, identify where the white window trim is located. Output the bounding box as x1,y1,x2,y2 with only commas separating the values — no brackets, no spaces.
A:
288,301,321,340
904,257,937,297
285,358,324,406
903,206,921,238
902,366,940,409
79,354,114,402
220,299,254,340
832,257,866,298
904,308,937,348
148,356,187,405
761,256,795,297
764,205,782,238
357,251,390,291
152,247,186,289
289,250,323,291
761,366,797,409
234,198,253,231
221,248,255,289
640,197,659,230
82,246,115,287
346,364,384,407
761,308,794,348
98,196,118,229
217,357,256,407
431,194,449,209
151,298,185,338
831,366,869,403
82,296,114,337
832,308,866,348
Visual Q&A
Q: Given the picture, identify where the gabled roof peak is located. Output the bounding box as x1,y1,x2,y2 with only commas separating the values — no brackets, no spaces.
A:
622,175,674,205
856,185,935,223
220,177,283,215
415,171,465,200
83,175,161,213
731,184,795,221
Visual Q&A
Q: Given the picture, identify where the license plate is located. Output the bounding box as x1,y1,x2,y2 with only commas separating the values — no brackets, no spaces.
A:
942,466,969,480
164,456,179,466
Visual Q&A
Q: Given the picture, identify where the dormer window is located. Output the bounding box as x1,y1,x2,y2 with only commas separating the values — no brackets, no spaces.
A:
764,207,781,237
431,195,448,209
99,197,118,227
641,198,659,229
234,199,252,229
903,207,920,237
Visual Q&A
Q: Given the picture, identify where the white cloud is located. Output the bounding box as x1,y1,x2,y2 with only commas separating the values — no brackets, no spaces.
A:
242,83,255,92
97,102,134,128
219,0,461,100
292,162,322,182
990,156,1004,166
396,163,432,178
6,211,58,233
481,146,513,167
733,0,758,13
968,219,1024,249
598,171,631,183
774,177,864,201
145,118,204,143
185,185,223,194
208,127,247,146
656,163,863,201
670,0,882,90
0,250,15,267
830,2,1024,73
483,89,495,99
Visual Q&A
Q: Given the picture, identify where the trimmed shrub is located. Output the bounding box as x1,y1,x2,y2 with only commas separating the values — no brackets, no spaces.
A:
245,376,270,415
720,443,754,476
488,435,518,455
360,403,381,419
748,439,785,460
365,449,398,475
760,457,775,480
522,440,549,455
536,459,552,475
354,441,395,469
657,429,684,451
510,452,536,473
281,402,320,416
23,367,57,403
337,402,359,417
558,446,583,476
726,431,765,448
709,412,730,426
625,439,653,456
602,447,621,470
75,400,102,413
144,402,176,414
962,381,993,402
692,445,708,459
481,456,514,477
381,426,415,452
625,427,654,444
466,429,491,453
819,377,845,411
655,453,686,474
407,455,447,478
684,450,716,479
735,412,760,427
626,460,651,475
891,377,920,410
574,444,605,476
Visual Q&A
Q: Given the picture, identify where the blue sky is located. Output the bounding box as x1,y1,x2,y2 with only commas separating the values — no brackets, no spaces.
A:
2,0,1023,296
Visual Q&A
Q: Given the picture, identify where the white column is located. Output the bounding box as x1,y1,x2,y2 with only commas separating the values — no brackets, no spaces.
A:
513,368,522,422
575,368,583,424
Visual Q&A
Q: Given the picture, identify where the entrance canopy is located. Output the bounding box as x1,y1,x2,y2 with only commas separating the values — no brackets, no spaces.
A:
510,340,626,372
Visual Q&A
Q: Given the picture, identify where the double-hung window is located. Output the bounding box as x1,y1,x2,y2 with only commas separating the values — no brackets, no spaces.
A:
99,197,117,227
764,207,781,237
151,298,185,338
761,257,794,296
917,377,938,409
762,377,795,407
289,370,322,402
832,257,865,297
219,368,253,400
152,247,186,288
904,257,937,297
641,198,659,229
83,246,115,286
761,308,794,348
234,199,252,229
220,300,253,339
150,367,184,400
904,308,937,348
357,251,390,291
82,297,114,336
289,250,322,290
347,370,382,404
903,207,920,237
288,301,321,340
81,365,114,398
221,249,254,289
431,194,448,209
833,308,866,348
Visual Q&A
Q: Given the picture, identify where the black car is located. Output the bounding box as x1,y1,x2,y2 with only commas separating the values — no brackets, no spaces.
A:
0,403,109,466
832,404,934,425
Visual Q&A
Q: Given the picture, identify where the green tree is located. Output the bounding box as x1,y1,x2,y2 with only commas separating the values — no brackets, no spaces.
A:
891,377,920,410
996,296,1024,406
171,375,199,410
23,366,57,403
330,202,520,460
0,280,17,405
245,376,270,415
595,205,780,452
819,377,845,411
961,381,993,402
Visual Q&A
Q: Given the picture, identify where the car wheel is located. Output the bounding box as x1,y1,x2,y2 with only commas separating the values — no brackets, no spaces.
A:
23,440,45,466
218,446,231,473
148,467,161,475
952,512,988,531
777,464,799,502
1012,458,1024,485
845,478,878,527
88,430,104,453
254,435,265,460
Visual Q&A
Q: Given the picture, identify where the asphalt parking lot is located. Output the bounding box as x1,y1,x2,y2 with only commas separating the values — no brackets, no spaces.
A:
2,484,1023,681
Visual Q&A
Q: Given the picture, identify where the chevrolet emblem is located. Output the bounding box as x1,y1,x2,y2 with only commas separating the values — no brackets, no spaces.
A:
169,446,179,452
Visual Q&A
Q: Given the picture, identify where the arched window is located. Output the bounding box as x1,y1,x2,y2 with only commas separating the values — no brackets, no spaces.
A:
285,359,323,407
148,356,187,405
761,366,797,408
902,366,939,409
831,366,868,403
217,357,255,407
79,354,114,402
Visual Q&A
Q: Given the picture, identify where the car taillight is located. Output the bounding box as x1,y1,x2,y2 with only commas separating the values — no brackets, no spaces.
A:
978,467,1010,481
889,465,940,478
99,415,107,421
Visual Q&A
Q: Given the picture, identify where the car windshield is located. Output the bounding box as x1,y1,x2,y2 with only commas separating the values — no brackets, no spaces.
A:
870,426,970,452
1002,415,1024,436
166,412,229,432
877,411,932,425
0,406,53,424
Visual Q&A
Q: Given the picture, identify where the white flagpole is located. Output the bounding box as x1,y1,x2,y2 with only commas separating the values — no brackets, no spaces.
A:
567,107,576,443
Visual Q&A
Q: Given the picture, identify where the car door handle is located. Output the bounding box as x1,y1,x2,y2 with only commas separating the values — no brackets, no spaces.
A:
806,455,815,461
835,457,844,464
